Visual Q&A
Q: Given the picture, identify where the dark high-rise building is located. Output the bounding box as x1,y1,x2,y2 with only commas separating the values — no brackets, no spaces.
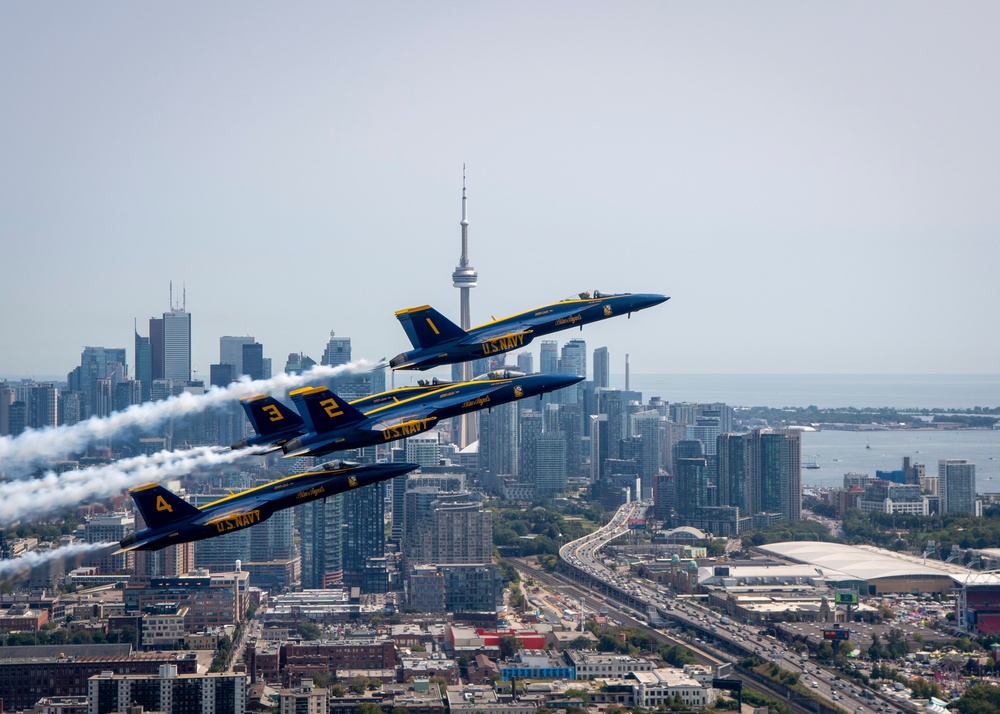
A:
342,483,386,593
558,403,583,477
516,351,534,374
671,439,704,475
210,363,235,388
717,432,754,515
593,347,610,389
135,329,152,402
28,383,58,430
242,342,264,381
149,317,165,381
299,495,344,588
757,429,801,521
674,457,708,517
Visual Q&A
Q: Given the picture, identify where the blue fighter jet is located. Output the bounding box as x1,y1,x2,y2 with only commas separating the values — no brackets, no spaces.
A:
388,291,668,371
115,460,419,553
240,370,583,459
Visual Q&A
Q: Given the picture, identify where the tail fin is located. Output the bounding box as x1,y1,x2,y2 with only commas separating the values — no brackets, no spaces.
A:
289,386,366,434
129,483,201,530
395,305,465,349
240,394,305,441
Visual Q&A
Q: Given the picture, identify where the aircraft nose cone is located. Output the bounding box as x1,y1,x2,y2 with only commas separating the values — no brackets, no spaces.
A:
377,462,421,478
638,293,669,309
547,374,586,391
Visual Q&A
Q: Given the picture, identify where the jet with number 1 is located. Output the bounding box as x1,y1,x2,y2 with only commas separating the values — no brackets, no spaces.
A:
389,290,668,371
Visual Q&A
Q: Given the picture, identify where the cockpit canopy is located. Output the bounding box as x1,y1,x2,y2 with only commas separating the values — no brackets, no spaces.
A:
566,289,627,300
473,369,525,381
416,377,451,387
321,460,358,471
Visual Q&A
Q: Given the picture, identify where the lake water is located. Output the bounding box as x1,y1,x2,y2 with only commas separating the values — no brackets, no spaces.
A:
617,374,1000,410
798,428,1000,494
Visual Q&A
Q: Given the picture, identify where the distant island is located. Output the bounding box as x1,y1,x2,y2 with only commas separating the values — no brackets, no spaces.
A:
742,405,1000,429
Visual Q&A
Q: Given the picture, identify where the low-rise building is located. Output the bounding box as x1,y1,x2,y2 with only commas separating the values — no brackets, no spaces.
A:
500,649,575,680
595,666,716,709
446,686,537,714
279,678,327,714
564,650,657,680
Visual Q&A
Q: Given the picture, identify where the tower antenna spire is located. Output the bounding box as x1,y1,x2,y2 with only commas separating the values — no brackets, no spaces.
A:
169,280,173,311
452,165,479,447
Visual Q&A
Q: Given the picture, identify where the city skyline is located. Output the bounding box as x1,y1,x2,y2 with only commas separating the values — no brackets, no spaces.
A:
2,4,999,377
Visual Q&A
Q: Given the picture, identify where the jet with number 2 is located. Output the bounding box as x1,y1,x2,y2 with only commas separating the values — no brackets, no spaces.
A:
115,460,419,553
389,290,668,371
236,370,583,459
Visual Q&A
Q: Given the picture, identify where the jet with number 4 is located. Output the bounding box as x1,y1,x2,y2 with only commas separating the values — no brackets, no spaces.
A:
388,290,668,371
115,460,419,553
237,370,583,459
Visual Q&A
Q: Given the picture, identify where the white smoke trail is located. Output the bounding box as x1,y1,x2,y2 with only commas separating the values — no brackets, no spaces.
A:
0,360,379,476
0,541,115,580
0,445,260,527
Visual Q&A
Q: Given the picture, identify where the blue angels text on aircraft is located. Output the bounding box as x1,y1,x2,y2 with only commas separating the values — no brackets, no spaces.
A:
238,370,584,459
116,461,419,553
389,290,668,371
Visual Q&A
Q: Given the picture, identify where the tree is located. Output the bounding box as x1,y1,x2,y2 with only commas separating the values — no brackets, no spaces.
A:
498,634,521,660
298,622,323,640
350,675,371,695
358,704,383,714
564,688,590,704
955,684,1000,714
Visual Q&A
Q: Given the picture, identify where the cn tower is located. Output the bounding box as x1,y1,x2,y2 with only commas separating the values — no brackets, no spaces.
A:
452,166,478,448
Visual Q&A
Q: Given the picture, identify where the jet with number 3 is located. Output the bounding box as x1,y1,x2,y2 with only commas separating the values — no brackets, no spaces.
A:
388,290,668,371
234,370,583,459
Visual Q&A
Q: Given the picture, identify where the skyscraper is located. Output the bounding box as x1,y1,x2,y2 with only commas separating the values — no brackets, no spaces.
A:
757,429,801,521
163,309,192,383
451,169,478,448
242,342,264,381
28,383,58,430
300,495,344,588
559,339,587,378
220,336,255,378
674,457,708,517
134,328,151,403
539,341,559,374
939,459,976,515
593,347,610,389
321,332,351,367
342,483,386,593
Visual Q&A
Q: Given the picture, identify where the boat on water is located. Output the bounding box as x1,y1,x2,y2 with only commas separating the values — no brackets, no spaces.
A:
803,456,820,469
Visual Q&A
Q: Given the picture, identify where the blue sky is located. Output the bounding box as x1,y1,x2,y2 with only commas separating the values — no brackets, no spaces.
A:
1,3,998,379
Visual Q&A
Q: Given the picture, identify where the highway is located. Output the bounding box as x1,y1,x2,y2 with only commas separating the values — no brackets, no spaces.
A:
552,499,912,714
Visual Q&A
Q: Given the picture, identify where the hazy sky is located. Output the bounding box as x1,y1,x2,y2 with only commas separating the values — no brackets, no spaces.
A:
2,3,998,380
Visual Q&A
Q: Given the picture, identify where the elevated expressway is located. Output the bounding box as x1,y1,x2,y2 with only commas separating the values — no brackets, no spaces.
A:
555,500,903,714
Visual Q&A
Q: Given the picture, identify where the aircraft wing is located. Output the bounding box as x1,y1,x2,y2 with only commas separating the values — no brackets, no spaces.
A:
200,496,272,526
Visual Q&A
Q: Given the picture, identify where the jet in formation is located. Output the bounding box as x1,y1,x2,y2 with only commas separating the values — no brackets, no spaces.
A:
389,290,668,371
116,460,418,553
235,370,584,459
